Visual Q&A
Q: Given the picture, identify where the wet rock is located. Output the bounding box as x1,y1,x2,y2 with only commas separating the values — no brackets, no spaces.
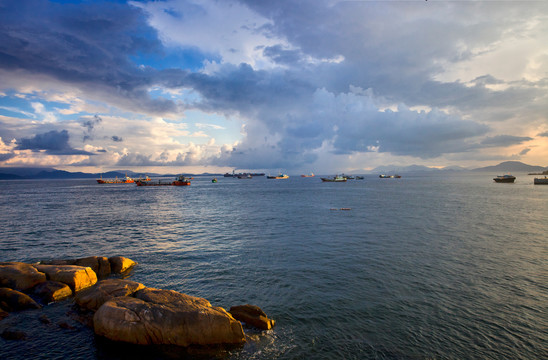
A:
229,304,275,330
33,280,72,303
1,329,27,340
39,314,51,324
108,256,137,274
58,320,76,330
34,264,97,292
0,262,46,291
0,287,41,311
75,256,111,278
0,307,8,321
93,288,245,347
75,279,145,311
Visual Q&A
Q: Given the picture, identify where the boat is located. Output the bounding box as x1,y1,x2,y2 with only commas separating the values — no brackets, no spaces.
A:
355,176,364,180
534,177,548,185
136,175,151,182
301,173,315,177
136,175,191,186
493,174,516,183
97,175,134,184
379,174,401,178
238,174,252,179
224,171,265,178
321,175,347,182
267,173,289,179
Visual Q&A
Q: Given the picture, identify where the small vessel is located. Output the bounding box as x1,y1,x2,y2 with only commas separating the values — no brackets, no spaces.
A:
136,175,191,186
493,174,516,183
355,176,364,180
321,175,347,182
301,173,315,177
97,174,134,184
379,174,401,179
267,173,289,179
534,177,548,185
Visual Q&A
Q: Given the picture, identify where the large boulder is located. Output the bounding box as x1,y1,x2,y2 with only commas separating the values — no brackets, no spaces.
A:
33,281,72,303
108,256,137,274
75,257,111,278
0,287,41,311
0,262,46,291
34,265,97,292
93,288,245,347
75,279,145,311
229,304,275,330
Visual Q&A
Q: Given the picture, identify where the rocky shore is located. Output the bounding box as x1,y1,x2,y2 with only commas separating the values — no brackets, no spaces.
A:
0,256,274,349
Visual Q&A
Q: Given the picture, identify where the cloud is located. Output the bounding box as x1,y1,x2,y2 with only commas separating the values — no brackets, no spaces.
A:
111,135,123,142
0,0,177,116
15,130,93,155
82,114,102,141
538,131,548,137
480,135,533,147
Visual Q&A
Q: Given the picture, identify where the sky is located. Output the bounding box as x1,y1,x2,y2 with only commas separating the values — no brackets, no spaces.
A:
0,0,547,174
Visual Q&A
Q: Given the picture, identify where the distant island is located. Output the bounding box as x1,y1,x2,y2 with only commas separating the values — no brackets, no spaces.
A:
0,161,547,180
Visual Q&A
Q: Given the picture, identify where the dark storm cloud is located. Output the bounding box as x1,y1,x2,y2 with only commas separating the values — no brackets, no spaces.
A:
538,131,548,137
480,135,533,147
16,130,93,155
82,114,102,141
0,0,176,115
111,136,123,142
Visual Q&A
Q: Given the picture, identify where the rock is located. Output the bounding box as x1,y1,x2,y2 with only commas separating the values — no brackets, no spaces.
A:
93,288,245,347
34,264,97,292
0,287,41,311
229,304,275,330
39,314,51,324
0,262,46,291
108,256,137,274
75,257,111,278
1,329,27,340
33,280,72,303
75,279,145,311
0,308,8,321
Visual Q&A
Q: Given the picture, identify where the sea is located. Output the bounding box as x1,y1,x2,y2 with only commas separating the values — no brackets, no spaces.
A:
0,172,546,360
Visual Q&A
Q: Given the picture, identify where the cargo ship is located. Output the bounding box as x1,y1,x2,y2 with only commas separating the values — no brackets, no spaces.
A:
136,175,191,186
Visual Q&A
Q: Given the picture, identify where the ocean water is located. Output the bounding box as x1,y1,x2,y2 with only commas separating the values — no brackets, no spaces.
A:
0,173,546,359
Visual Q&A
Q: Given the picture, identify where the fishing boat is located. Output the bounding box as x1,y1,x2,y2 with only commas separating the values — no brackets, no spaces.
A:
379,174,401,178
301,173,315,177
321,175,347,182
267,173,289,179
135,175,191,186
96,175,134,184
493,174,516,183
534,177,548,185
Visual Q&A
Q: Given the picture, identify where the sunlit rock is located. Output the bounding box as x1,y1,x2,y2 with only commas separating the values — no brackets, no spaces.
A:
34,264,97,292
33,280,72,303
75,279,145,310
108,256,137,274
229,304,275,330
0,262,46,291
75,257,111,278
93,288,246,347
